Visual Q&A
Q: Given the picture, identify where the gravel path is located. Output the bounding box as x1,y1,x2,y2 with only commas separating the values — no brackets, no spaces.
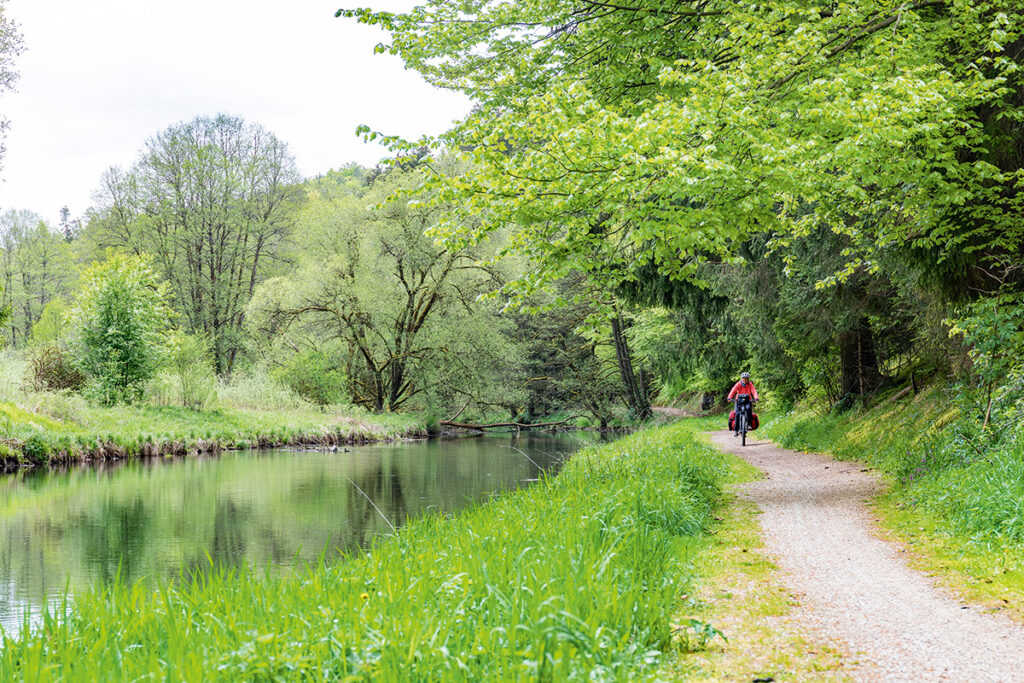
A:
707,430,1024,681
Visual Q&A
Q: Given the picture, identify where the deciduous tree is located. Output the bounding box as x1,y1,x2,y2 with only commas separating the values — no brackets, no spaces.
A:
88,114,302,375
343,0,1024,400
67,253,175,405
248,165,506,413
0,0,23,174
344,1,1022,287
0,210,77,346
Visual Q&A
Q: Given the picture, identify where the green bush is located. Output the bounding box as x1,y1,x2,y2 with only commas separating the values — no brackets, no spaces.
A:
67,253,174,406
166,332,217,410
272,348,348,405
20,433,50,465
29,297,71,346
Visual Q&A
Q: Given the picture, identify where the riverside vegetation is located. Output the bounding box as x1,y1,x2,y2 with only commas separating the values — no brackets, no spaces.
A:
0,422,728,681
0,350,424,469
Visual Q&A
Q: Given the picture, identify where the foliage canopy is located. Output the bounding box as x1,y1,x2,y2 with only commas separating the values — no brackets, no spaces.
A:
88,114,302,375
343,1,1024,301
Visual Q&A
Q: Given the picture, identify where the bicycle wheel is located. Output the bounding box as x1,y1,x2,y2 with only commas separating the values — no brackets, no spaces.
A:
740,414,747,446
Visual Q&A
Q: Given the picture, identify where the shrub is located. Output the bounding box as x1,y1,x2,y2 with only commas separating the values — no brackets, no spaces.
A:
20,433,50,465
272,348,348,406
166,331,217,410
145,372,176,407
67,253,174,405
29,297,71,346
24,344,86,392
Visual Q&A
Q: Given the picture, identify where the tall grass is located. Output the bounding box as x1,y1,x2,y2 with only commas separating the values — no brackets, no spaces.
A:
0,349,27,403
0,422,727,681
215,368,310,411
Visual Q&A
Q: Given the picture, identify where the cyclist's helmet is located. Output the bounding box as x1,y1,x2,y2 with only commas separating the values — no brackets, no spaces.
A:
740,372,750,379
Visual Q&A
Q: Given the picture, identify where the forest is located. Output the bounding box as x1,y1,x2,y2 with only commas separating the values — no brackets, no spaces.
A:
2,3,1021,440
0,120,652,433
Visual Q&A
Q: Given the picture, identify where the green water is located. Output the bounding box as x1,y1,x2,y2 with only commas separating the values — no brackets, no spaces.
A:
0,432,598,635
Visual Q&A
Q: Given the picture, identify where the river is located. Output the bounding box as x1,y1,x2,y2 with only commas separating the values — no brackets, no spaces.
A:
0,431,600,637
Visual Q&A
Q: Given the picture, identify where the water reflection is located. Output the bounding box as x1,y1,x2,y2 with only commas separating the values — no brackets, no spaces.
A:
0,432,596,635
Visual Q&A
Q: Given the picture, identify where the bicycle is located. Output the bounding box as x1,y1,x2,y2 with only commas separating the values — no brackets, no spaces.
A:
733,394,754,446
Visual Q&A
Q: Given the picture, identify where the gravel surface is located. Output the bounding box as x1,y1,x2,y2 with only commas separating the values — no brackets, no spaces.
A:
708,430,1024,681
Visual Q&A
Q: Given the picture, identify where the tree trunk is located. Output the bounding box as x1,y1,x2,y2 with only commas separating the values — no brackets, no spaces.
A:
839,318,883,398
611,312,652,420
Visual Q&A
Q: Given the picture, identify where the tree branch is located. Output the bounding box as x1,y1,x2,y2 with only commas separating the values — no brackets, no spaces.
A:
772,0,947,91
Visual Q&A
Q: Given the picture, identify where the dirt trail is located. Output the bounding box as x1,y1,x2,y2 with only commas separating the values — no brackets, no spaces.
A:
707,430,1024,681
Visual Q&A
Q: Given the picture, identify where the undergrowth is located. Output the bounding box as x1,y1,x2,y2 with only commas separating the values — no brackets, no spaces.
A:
0,422,727,681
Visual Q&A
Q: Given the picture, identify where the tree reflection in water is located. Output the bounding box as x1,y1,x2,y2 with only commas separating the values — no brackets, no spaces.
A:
0,431,598,634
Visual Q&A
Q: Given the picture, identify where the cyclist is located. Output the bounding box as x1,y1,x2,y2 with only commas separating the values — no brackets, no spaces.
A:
727,372,759,437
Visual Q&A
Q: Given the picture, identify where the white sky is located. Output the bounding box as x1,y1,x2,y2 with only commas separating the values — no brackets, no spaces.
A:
0,0,471,225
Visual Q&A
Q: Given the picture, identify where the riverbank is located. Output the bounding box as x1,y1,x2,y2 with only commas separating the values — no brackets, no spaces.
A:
762,386,1024,623
0,421,729,680
0,397,426,470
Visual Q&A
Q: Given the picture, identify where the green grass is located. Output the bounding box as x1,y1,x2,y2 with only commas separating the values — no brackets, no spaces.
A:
0,349,29,403
1,393,424,466
213,369,315,411
664,493,850,681
0,356,425,465
0,421,728,681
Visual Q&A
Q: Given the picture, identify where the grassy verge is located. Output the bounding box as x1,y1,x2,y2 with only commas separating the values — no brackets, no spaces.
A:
0,393,424,468
665,496,851,681
0,351,426,467
660,427,850,681
0,421,729,681
871,492,1024,622
762,386,1024,622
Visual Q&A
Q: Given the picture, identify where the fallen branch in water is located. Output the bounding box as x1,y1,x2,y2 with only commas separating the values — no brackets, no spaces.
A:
440,417,583,431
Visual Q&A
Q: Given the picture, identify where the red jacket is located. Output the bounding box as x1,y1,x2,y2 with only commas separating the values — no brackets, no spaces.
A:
727,379,759,401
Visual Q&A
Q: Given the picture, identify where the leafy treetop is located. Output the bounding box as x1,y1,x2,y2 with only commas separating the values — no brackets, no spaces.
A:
340,1,1024,303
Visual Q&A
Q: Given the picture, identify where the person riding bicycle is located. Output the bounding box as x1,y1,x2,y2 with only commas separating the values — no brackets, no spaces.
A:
727,372,759,437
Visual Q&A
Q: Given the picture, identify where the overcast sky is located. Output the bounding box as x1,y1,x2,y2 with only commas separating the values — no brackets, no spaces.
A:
0,0,471,225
